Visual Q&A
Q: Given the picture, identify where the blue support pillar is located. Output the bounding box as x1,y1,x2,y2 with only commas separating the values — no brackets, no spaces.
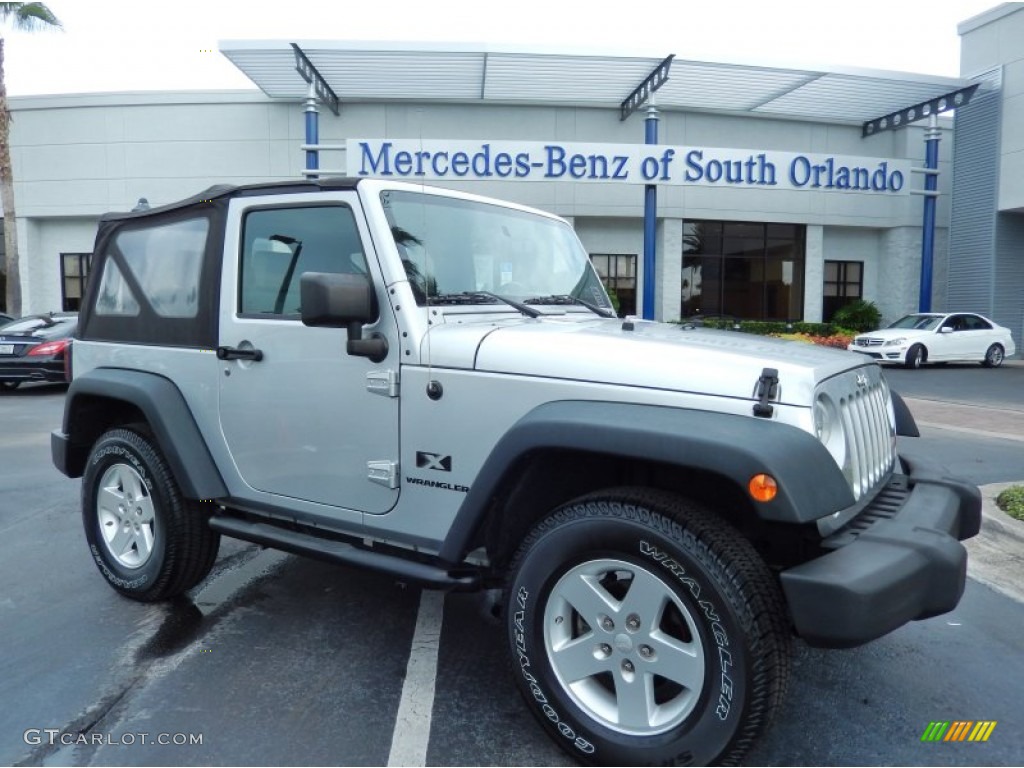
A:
919,114,940,312
304,83,319,178
642,104,659,320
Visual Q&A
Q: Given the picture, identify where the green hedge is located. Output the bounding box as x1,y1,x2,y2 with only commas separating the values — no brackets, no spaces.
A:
830,300,881,333
678,317,840,337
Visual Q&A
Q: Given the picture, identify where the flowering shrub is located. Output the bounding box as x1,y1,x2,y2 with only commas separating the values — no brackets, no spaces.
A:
807,334,854,349
682,320,856,350
773,332,853,349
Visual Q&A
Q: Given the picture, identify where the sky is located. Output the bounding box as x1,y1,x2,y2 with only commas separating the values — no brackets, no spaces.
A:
0,0,1007,97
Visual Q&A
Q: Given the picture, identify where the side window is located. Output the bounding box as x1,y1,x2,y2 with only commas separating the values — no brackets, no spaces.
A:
240,205,368,316
963,315,990,331
94,260,141,316
95,218,208,318
82,213,219,348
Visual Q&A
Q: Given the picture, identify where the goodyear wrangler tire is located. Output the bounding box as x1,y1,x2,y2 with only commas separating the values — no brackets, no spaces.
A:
505,488,790,766
82,428,220,602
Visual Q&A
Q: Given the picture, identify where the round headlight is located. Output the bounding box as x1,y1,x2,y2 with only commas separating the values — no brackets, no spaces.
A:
814,393,846,469
814,397,832,443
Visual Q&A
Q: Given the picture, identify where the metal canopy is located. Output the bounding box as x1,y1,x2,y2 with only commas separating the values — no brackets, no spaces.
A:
220,40,974,126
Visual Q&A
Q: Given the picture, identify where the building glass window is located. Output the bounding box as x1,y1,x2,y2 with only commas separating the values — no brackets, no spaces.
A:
60,252,92,312
681,221,805,320
590,253,636,316
822,260,863,323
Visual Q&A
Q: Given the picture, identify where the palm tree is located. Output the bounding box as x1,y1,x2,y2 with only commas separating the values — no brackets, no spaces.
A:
0,2,60,316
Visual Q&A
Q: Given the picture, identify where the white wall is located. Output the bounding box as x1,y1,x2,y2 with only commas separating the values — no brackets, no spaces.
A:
25,219,99,313
10,91,297,218
803,226,825,323
7,90,953,318
821,225,942,326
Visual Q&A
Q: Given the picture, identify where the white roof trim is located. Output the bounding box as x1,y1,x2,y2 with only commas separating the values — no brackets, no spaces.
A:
218,40,975,126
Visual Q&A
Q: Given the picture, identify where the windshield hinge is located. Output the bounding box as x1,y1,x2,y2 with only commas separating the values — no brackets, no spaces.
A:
367,460,399,489
367,369,400,398
753,368,779,418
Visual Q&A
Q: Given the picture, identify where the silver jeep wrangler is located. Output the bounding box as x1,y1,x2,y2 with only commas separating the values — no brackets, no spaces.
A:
53,178,980,766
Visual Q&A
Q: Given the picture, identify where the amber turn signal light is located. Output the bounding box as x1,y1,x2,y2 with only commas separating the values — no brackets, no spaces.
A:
748,474,778,502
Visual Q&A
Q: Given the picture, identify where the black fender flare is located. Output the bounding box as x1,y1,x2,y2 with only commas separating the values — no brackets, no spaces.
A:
52,367,227,500
890,389,920,437
438,400,854,564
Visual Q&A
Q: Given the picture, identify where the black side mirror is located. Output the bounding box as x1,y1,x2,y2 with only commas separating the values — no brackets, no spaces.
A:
300,272,388,363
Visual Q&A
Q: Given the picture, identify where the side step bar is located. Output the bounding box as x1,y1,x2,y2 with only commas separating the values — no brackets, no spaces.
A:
209,515,481,591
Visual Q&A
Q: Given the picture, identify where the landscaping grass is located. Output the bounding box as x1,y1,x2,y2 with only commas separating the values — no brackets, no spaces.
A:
995,485,1024,521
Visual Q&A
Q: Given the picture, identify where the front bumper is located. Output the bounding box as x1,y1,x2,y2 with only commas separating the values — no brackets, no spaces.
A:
847,346,905,362
780,455,981,648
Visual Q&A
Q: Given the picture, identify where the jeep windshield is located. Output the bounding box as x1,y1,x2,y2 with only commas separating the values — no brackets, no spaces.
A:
380,190,612,312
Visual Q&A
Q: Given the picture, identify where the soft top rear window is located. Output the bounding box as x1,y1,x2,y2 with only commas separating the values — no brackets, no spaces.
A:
80,206,223,348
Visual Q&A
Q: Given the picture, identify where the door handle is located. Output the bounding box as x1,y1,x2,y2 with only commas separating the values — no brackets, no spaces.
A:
217,346,264,362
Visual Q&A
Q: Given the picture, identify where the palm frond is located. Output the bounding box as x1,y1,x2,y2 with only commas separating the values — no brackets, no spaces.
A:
0,2,62,32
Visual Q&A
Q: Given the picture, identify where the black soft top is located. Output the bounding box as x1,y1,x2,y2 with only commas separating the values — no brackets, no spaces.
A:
100,177,362,222
84,177,360,348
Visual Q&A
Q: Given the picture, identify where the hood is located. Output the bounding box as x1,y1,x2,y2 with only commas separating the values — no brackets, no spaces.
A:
423,315,865,407
855,327,928,340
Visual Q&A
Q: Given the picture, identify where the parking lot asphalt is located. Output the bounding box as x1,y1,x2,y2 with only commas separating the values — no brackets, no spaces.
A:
2,370,1022,767
885,360,1024,604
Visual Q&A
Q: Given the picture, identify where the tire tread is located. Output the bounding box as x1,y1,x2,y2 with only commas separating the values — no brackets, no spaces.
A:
507,487,791,767
85,428,219,602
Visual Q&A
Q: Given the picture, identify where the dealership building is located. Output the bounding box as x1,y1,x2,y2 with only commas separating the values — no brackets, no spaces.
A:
5,3,1022,340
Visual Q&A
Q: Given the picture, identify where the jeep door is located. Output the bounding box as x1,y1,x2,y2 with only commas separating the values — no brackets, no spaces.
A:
217,193,399,516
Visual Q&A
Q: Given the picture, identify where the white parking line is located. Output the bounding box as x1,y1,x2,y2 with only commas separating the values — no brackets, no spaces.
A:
388,589,445,767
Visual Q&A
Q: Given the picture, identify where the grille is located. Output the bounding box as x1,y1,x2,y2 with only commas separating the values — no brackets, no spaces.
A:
854,338,884,347
838,378,896,500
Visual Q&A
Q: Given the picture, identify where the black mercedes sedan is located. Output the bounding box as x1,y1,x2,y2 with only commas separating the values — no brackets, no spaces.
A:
0,313,77,390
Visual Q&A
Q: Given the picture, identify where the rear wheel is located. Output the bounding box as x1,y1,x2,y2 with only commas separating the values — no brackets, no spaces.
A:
82,427,220,601
904,344,926,369
0,382,20,391
505,488,790,766
982,344,1004,368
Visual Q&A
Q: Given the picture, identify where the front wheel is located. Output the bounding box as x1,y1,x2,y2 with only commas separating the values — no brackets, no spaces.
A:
82,427,220,602
982,344,1004,368
904,344,926,369
505,489,790,766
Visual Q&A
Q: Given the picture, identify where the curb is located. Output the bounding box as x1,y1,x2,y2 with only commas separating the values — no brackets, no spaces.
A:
965,482,1024,604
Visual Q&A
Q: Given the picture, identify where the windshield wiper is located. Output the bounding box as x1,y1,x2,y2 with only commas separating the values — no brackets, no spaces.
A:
430,292,541,318
522,294,615,318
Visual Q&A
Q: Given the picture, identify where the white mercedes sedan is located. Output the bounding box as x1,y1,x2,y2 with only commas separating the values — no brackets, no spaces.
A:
848,312,1016,369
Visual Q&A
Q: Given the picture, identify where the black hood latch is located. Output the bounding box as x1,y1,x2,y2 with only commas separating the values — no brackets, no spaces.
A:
753,368,779,418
